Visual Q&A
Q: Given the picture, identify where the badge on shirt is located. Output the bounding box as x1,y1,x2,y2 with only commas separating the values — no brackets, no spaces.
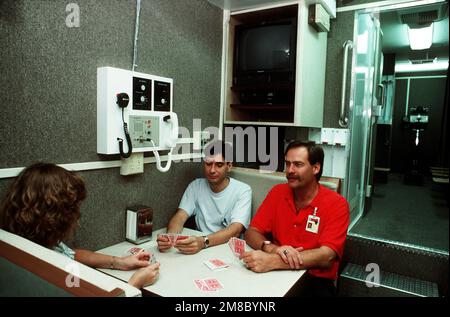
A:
306,215,320,234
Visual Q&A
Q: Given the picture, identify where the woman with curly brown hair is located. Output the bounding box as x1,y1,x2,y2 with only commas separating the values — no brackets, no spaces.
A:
0,162,159,289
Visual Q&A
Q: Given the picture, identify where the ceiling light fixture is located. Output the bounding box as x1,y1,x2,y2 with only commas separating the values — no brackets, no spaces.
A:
395,59,448,72
407,23,434,50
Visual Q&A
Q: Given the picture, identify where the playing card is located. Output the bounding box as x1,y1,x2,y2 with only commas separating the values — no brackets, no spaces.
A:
234,238,245,257
126,247,144,255
194,279,208,291
176,235,189,242
228,237,235,252
228,237,246,258
158,233,170,242
194,278,223,291
168,233,177,245
149,251,157,264
159,233,188,246
204,259,229,270
204,278,223,291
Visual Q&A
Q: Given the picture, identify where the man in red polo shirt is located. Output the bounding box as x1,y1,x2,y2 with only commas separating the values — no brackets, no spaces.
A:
242,141,349,297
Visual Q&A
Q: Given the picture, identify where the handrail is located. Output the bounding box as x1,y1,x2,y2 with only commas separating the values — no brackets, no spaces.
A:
339,40,353,128
379,83,385,108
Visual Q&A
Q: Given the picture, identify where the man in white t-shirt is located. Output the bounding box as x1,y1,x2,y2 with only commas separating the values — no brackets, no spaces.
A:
157,140,252,254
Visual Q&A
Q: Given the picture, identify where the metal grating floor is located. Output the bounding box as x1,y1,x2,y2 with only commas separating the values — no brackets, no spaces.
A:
341,263,439,297
347,233,449,258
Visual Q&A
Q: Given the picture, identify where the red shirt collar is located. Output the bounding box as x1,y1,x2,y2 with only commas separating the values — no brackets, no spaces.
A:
284,184,323,211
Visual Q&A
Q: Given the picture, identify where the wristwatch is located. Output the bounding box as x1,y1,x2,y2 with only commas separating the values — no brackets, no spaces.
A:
203,236,210,249
261,240,271,251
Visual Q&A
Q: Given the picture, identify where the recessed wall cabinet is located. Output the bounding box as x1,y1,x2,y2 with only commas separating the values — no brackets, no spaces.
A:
220,1,330,127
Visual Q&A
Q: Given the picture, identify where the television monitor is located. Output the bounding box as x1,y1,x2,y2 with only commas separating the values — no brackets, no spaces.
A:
233,18,297,87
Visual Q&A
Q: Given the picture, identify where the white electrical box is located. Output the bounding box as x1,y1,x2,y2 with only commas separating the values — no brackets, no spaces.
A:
309,3,330,32
97,67,178,156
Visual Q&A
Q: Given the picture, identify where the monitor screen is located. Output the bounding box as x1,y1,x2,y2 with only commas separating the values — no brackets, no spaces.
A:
236,23,293,72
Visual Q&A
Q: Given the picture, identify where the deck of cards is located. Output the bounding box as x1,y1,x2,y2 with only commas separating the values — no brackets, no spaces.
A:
204,258,229,271
159,233,189,246
194,278,223,291
228,237,246,258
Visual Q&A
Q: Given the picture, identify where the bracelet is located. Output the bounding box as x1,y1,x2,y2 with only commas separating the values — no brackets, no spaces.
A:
202,236,210,249
110,256,115,269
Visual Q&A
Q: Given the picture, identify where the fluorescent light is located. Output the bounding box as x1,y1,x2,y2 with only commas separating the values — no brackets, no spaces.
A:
395,60,449,72
407,24,434,50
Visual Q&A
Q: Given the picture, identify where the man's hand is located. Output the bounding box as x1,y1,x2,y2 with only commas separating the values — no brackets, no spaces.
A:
240,250,277,273
157,234,172,252
174,236,203,254
275,246,304,270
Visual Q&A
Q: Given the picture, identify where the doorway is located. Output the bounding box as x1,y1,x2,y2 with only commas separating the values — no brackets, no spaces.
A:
346,1,449,252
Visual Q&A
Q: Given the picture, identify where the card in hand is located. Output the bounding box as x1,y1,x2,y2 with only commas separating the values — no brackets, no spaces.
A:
149,251,157,264
176,235,189,242
228,237,246,257
233,238,245,257
159,233,176,245
160,233,188,245
228,237,236,256
126,247,144,255
158,233,170,242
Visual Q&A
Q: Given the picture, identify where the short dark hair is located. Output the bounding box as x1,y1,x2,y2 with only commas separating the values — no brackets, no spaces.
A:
284,140,324,181
204,140,233,162
0,163,86,248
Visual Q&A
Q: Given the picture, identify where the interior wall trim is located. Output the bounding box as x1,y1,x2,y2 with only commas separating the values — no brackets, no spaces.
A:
0,152,203,179
336,0,446,13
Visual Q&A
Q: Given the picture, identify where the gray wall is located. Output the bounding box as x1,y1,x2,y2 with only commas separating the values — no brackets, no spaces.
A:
0,0,223,250
323,11,355,128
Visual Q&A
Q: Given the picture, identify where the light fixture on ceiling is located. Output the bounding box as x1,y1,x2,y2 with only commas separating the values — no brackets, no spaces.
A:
395,58,448,72
407,23,434,50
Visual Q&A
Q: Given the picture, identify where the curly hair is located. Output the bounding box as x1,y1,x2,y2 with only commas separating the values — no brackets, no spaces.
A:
0,163,86,248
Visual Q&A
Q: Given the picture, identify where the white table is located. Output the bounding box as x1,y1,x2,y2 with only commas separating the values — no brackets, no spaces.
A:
97,228,306,297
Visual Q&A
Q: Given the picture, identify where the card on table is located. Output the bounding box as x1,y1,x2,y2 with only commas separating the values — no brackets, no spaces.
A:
204,278,223,291
193,278,223,291
194,279,208,291
204,258,229,271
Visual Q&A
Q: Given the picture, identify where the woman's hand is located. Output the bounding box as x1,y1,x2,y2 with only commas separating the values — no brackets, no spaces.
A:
128,262,160,288
115,251,152,271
